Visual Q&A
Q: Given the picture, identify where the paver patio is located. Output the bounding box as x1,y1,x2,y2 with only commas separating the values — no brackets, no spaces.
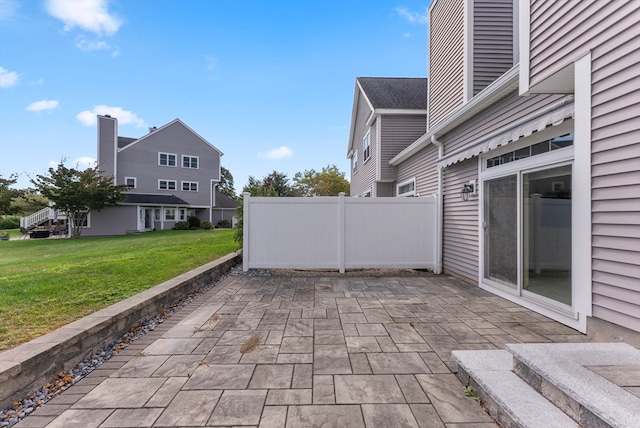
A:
16,273,589,427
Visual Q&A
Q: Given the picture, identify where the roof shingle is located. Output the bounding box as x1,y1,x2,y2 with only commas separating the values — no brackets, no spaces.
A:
357,77,427,110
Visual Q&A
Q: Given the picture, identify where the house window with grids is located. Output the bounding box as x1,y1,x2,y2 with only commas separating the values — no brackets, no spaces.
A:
164,208,176,221
352,150,358,173
397,178,416,197
182,181,198,192
125,177,137,189
182,155,199,169
159,152,177,167
179,208,187,221
159,179,177,190
363,130,371,162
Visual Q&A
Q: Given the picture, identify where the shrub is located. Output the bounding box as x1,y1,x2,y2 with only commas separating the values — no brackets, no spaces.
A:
217,219,231,229
188,216,201,229
0,216,20,229
172,221,190,230
200,221,213,230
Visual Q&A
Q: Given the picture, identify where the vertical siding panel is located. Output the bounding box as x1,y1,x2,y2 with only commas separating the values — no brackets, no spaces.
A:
473,0,514,94
429,0,465,128
589,15,640,331
380,115,427,182
442,159,479,282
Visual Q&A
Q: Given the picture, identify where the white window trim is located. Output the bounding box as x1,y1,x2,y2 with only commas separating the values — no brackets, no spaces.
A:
164,208,177,221
158,152,177,167
179,208,187,221
125,177,137,188
363,129,371,163
352,150,358,173
158,179,177,190
181,181,199,192
182,155,199,169
397,177,417,197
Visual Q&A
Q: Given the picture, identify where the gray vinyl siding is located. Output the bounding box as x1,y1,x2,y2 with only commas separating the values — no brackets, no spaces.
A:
473,0,514,95
97,116,117,177
528,0,639,89
442,159,479,282
350,92,376,197
443,91,565,155
380,115,427,182
428,0,465,129
589,16,640,332
117,121,220,207
396,144,439,197
81,206,137,237
376,182,394,198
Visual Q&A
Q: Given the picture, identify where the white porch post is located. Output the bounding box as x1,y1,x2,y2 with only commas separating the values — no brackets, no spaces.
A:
242,192,250,272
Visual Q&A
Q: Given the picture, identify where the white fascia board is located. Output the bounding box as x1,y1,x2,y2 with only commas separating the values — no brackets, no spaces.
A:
519,0,531,95
375,109,428,116
347,82,361,157
389,65,520,166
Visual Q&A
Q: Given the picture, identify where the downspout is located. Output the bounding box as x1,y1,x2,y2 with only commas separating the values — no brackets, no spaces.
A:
431,135,444,275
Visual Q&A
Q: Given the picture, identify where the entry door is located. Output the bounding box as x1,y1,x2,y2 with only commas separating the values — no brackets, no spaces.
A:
482,165,573,308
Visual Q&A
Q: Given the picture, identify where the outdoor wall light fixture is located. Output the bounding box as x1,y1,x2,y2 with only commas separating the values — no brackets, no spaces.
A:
460,180,476,201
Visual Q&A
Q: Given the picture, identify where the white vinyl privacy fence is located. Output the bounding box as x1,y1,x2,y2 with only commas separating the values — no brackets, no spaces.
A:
242,193,438,272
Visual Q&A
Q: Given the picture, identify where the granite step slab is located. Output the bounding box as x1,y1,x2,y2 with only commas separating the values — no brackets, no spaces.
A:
453,349,578,428
506,343,640,428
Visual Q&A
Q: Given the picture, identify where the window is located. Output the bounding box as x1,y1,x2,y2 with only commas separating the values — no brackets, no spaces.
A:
352,150,358,172
181,181,198,192
397,178,416,197
486,134,573,169
154,209,161,221
159,152,177,167
363,130,371,162
125,177,136,188
164,208,176,221
182,155,199,169
159,179,177,190
179,208,187,221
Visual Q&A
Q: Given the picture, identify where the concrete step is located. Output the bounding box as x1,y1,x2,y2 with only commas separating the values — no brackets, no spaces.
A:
506,343,640,428
453,349,579,428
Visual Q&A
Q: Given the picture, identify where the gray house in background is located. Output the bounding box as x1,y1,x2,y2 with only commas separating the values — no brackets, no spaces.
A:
348,77,427,197
211,190,238,227
350,0,639,341
86,115,224,236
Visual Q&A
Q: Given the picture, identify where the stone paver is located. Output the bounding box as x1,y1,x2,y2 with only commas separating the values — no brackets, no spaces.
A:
17,273,595,427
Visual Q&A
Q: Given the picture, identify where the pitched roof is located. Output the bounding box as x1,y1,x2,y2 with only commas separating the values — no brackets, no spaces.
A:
214,190,238,209
357,77,427,110
118,137,137,148
122,194,189,205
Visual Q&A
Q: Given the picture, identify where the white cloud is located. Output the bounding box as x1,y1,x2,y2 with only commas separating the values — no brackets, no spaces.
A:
45,0,122,36
260,146,293,160
0,0,19,21
75,35,111,51
0,66,19,87
29,77,44,86
76,105,146,127
26,99,59,112
396,7,428,25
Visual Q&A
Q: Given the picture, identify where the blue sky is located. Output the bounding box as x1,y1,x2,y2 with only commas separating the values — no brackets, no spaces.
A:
0,0,430,192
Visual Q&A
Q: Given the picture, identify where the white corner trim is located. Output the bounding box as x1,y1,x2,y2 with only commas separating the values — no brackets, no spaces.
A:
519,0,531,95
463,0,474,102
573,52,593,325
376,118,382,181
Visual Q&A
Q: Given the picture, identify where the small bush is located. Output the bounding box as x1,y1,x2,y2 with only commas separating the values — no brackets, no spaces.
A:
200,221,213,230
217,219,231,229
172,221,190,230
188,216,201,229
0,216,20,229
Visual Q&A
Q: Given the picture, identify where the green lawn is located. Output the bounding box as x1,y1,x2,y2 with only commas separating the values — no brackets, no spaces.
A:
0,229,238,351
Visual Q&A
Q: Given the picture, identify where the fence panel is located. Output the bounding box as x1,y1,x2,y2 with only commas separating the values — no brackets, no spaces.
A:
243,193,437,272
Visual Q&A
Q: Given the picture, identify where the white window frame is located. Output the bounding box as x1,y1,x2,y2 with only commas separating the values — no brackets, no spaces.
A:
179,208,187,221
158,152,177,167
158,179,177,190
352,150,358,173
181,181,199,192
182,155,199,169
363,129,371,163
154,208,161,221
164,208,176,221
125,177,137,188
397,177,416,197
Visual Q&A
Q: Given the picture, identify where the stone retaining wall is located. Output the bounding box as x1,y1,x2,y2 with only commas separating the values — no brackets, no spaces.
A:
0,252,241,409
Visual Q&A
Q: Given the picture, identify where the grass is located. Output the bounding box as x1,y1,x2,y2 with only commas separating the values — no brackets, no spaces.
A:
0,229,238,351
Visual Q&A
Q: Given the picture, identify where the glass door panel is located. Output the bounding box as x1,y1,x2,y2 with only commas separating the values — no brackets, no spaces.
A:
522,165,572,305
483,175,518,289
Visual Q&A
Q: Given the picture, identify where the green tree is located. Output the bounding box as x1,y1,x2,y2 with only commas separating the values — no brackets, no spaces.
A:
292,165,350,196
0,174,24,215
242,171,294,197
216,166,237,199
10,189,49,215
30,162,128,238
